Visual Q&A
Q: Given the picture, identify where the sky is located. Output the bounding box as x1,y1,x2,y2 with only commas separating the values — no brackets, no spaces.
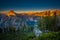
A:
0,0,60,12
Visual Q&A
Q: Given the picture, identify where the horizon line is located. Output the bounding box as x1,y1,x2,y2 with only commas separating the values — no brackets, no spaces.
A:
0,9,60,13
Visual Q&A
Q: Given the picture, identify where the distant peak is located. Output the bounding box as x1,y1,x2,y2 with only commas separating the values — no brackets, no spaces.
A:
6,10,16,16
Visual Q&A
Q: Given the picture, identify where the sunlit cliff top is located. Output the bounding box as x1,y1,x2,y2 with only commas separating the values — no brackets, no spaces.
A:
0,10,60,17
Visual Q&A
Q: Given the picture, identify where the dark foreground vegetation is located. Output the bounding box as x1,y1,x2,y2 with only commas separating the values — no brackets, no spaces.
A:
0,32,60,40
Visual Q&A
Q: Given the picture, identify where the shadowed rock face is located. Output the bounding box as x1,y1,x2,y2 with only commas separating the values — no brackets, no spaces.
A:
0,10,40,30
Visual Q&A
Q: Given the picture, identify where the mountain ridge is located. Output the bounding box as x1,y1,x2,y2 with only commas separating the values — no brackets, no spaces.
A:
0,10,60,17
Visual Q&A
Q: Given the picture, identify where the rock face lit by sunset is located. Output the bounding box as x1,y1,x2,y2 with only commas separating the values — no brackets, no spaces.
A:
0,10,60,17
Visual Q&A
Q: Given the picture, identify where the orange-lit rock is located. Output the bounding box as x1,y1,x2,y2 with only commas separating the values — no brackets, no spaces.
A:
1,10,60,17
6,10,16,16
